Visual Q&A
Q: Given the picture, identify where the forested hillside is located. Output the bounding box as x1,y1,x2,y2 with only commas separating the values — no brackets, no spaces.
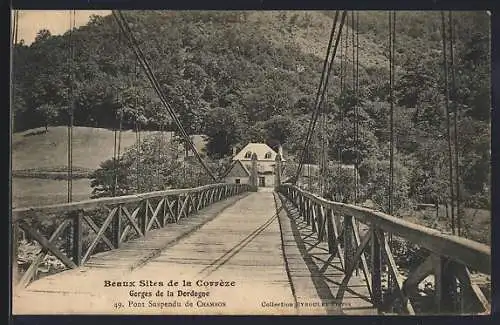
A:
11,11,491,229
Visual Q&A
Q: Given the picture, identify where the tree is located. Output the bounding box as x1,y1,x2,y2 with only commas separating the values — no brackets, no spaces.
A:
359,157,412,215
34,29,51,43
90,157,132,198
35,103,59,131
203,107,242,159
323,164,357,203
264,115,296,148
90,134,185,197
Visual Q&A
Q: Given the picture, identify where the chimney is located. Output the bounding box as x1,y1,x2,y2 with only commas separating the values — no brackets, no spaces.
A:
278,145,283,158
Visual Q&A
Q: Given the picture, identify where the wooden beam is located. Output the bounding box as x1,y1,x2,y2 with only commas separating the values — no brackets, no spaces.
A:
17,219,71,288
81,207,118,264
371,227,382,309
336,226,372,301
19,221,77,269
377,231,415,314
72,212,83,266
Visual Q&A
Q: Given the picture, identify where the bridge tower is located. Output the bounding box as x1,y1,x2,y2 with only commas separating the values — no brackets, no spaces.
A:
274,153,282,190
250,152,258,188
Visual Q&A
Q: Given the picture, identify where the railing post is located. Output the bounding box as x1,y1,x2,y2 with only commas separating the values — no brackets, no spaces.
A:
275,153,282,190
318,206,325,241
142,200,148,234
176,195,182,221
72,212,83,266
186,194,192,216
371,227,383,310
300,197,305,219
326,209,335,253
311,203,317,233
251,153,258,189
303,199,308,223
113,205,122,248
344,215,355,272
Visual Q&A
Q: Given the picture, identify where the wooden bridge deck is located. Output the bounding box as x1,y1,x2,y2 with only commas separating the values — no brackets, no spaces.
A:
13,191,375,315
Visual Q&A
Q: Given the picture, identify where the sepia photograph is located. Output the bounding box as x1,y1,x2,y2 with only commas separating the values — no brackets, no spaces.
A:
10,9,491,315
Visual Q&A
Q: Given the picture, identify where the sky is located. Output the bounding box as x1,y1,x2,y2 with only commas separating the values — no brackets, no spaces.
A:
13,10,112,45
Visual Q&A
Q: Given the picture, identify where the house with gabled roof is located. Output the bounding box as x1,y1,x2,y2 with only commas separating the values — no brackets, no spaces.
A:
223,143,285,187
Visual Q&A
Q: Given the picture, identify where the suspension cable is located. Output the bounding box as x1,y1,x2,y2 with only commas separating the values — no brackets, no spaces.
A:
112,10,218,182
113,89,118,196
67,10,76,203
157,123,162,189
387,9,397,304
134,57,141,192
338,14,349,200
448,11,461,236
440,11,456,235
339,28,344,92
294,11,347,184
294,11,339,185
352,11,358,204
388,11,396,216
113,22,124,197
355,11,360,205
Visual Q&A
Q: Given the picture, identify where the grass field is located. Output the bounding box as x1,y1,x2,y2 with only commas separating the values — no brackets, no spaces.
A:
12,126,162,171
11,126,158,208
403,205,491,245
12,178,93,209
11,126,207,208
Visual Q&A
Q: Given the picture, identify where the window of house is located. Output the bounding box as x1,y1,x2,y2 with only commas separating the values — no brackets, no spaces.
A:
244,151,252,158
264,151,272,159
235,179,241,184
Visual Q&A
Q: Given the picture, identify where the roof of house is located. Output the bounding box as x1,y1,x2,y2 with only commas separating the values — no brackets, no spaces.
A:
222,160,251,178
232,143,286,162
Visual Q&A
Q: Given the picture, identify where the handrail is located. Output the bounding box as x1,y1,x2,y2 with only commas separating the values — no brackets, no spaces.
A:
12,183,239,222
13,183,250,288
279,183,491,314
280,183,490,274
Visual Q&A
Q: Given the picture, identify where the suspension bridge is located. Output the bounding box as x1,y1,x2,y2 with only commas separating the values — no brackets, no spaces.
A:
11,10,491,315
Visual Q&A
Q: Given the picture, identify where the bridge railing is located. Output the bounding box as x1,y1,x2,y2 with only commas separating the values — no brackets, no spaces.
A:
278,184,491,315
12,183,250,288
